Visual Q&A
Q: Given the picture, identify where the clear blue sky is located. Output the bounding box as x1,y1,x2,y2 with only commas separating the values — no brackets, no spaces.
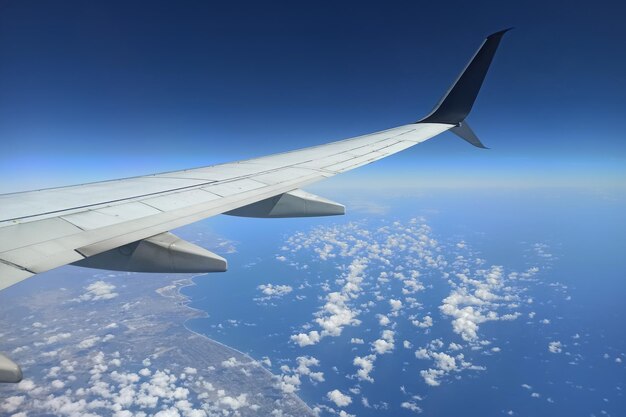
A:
1,0,624,192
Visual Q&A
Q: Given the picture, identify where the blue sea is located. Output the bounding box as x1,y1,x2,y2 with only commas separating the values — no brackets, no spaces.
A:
181,187,626,416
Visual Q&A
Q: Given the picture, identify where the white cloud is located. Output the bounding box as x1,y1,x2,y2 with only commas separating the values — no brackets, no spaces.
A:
78,336,101,349
279,218,537,394
77,280,118,302
17,379,35,391
431,352,457,372
448,342,463,351
256,284,293,301
389,299,403,311
1,396,25,413
350,338,364,344
327,389,352,407
353,355,376,383
548,341,563,353
11,348,270,417
295,356,324,383
439,266,520,342
219,393,249,410
412,315,433,329
276,373,301,394
290,330,320,347
415,348,430,360
45,333,72,345
420,369,445,386
377,314,391,326
372,330,395,355
314,291,360,338
154,408,181,417
401,401,423,413
221,357,241,368
50,379,65,390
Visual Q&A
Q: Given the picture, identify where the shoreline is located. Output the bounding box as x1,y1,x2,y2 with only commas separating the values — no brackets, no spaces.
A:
157,273,316,414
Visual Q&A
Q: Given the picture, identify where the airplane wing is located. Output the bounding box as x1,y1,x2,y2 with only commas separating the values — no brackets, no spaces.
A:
0,29,510,382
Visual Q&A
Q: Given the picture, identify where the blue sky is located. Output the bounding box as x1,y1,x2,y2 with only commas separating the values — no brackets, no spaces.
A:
1,0,625,192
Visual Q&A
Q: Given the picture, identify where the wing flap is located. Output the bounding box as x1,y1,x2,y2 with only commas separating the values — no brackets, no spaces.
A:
0,262,34,291
0,218,82,252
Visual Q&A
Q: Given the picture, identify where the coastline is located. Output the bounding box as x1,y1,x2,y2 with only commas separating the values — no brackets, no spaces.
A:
158,273,317,414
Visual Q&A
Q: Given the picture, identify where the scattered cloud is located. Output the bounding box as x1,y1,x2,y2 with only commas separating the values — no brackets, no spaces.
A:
256,284,293,302
548,341,563,353
372,330,395,355
353,355,376,383
327,389,352,407
75,280,119,302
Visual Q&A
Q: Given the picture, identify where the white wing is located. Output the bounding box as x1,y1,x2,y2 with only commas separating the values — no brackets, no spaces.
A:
0,29,510,292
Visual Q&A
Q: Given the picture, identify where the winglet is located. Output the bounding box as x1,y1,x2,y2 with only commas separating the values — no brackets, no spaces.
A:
450,121,488,149
417,28,512,127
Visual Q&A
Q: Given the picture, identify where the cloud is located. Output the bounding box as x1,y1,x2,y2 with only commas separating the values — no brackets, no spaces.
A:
548,341,563,353
327,389,352,407
78,336,101,349
221,357,241,368
219,393,249,410
431,352,456,372
401,401,423,413
12,349,264,417
50,379,65,390
279,218,538,395
295,356,325,383
353,355,376,383
372,330,395,355
256,284,293,301
414,341,485,387
1,396,25,413
389,299,403,311
17,379,36,391
314,292,360,338
420,369,445,386
45,333,72,345
275,356,324,394
276,373,301,394
290,330,320,347
439,266,521,342
154,409,181,417
77,281,119,302
412,315,433,329
377,314,391,326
